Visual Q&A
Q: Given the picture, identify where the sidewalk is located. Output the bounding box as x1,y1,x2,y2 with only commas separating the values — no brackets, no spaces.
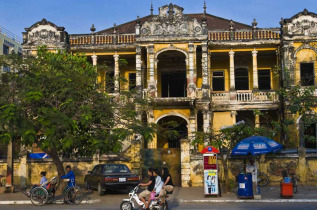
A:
172,185,317,203
0,185,316,204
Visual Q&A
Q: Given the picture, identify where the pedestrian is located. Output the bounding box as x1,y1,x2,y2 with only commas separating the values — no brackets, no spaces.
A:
246,159,258,194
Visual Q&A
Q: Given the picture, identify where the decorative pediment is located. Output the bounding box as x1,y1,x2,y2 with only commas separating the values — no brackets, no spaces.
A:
140,3,204,37
23,19,67,46
284,9,317,36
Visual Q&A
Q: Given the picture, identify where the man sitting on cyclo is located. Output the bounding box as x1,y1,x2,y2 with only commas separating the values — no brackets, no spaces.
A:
61,165,76,189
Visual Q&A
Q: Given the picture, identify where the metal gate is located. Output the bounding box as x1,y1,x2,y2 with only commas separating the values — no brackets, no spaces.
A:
141,148,181,186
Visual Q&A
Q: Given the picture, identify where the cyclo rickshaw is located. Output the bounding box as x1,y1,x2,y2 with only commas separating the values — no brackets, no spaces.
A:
29,176,82,206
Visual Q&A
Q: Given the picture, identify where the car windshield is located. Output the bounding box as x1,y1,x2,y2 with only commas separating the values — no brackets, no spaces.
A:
103,165,131,174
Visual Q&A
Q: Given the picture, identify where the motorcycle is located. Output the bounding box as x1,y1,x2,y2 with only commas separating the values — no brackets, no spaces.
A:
120,186,168,210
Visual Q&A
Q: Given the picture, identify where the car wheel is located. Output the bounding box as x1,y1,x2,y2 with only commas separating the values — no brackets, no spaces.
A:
97,182,104,196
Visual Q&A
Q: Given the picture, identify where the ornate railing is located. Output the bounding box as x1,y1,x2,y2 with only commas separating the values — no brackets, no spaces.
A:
208,28,280,41
211,90,278,103
70,33,135,45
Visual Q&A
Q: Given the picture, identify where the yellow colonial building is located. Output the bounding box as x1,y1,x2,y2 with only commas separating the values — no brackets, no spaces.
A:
18,4,317,186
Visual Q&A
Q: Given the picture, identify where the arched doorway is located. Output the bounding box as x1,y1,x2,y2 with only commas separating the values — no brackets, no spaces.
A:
141,115,188,186
157,51,187,97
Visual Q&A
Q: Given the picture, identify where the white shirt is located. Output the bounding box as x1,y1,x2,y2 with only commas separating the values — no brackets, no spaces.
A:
154,176,163,194
246,162,257,183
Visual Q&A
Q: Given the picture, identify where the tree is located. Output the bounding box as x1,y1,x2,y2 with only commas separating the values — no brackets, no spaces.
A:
0,46,155,177
273,66,317,147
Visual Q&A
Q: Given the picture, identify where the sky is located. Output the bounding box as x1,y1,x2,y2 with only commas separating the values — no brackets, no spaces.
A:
1,0,317,38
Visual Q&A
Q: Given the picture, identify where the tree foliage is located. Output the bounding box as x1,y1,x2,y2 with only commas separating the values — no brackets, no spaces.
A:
0,46,155,175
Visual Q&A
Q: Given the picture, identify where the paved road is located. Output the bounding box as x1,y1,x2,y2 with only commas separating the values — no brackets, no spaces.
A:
0,202,316,210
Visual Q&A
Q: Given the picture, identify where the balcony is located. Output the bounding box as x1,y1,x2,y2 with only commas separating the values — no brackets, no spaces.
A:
208,28,280,41
69,33,136,46
211,90,279,105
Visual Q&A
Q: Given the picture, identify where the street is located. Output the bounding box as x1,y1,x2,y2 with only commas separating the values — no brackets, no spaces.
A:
0,202,316,210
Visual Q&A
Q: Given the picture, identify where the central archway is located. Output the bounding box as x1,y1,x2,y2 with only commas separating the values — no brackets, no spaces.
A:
157,115,188,148
157,51,187,97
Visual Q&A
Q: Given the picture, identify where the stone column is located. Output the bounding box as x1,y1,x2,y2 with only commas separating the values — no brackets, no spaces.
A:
231,111,237,124
187,43,196,98
252,49,258,90
147,45,156,97
113,52,120,92
255,113,260,128
136,45,142,94
91,52,98,66
203,110,211,146
92,153,100,166
229,50,235,91
131,136,142,176
180,139,191,187
201,42,210,98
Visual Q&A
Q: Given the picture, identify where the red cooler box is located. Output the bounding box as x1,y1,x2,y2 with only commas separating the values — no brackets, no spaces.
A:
280,182,293,198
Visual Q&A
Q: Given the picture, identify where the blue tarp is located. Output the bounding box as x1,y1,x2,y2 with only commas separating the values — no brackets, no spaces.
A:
29,153,50,159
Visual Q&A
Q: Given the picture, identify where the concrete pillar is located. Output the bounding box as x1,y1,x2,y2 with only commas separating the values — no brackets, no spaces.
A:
180,139,191,187
113,52,120,92
255,113,260,128
203,110,211,146
229,50,235,91
252,49,258,90
201,42,210,98
298,147,307,182
92,153,100,166
231,111,237,124
187,43,196,98
131,137,142,176
91,51,98,66
147,45,156,97
136,45,142,93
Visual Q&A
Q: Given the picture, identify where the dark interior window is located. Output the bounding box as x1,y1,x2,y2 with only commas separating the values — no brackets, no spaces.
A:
129,73,136,90
161,72,186,97
304,124,317,148
258,69,271,90
300,63,314,86
212,71,225,91
235,68,249,90
106,71,114,93
3,45,9,55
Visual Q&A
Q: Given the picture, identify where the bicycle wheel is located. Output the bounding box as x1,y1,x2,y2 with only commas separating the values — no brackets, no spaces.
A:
66,186,83,205
257,172,269,187
30,187,48,206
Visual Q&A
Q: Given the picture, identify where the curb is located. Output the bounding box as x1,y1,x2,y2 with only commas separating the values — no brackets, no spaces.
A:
179,199,317,203
0,199,101,205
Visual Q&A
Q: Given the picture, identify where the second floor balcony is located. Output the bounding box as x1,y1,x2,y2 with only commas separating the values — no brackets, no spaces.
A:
210,90,279,105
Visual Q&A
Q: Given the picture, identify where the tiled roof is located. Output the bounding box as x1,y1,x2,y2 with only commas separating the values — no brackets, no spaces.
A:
97,13,251,34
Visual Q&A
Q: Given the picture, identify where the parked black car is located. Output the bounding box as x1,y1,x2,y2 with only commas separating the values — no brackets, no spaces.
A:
84,164,139,196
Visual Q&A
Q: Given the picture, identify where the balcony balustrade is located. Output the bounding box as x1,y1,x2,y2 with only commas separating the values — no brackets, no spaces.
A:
70,33,135,46
208,28,280,41
211,90,278,104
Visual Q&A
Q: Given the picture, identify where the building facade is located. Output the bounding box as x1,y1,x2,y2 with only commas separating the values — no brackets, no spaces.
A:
20,4,317,186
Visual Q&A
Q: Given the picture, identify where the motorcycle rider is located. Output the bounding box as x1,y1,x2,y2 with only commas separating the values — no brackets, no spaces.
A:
157,167,174,204
138,168,155,209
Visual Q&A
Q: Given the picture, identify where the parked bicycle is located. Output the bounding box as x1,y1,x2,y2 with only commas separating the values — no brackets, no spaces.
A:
281,169,298,193
27,177,83,206
257,171,269,187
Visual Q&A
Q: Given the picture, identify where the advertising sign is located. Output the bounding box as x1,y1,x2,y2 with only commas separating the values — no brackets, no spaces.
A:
204,169,218,195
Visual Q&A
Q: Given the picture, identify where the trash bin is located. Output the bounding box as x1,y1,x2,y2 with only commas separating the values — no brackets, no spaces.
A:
280,182,293,198
238,173,253,198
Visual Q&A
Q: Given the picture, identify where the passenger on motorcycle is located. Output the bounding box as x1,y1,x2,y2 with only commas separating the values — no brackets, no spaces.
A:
151,168,163,200
61,165,76,188
157,167,174,204
138,168,155,210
